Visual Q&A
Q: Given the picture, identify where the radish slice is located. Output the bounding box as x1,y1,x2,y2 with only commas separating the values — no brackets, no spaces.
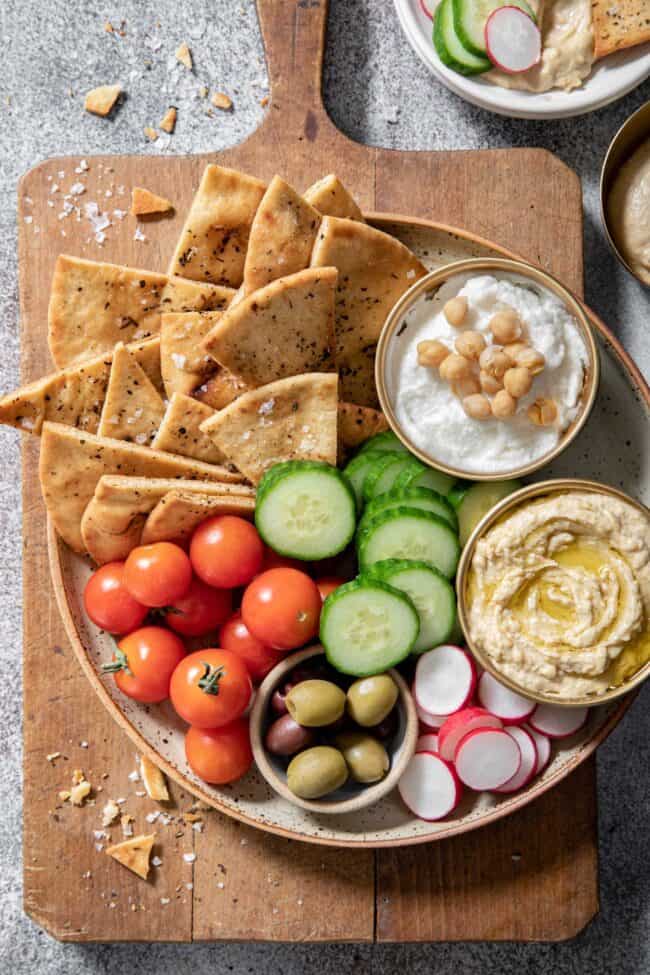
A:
398,751,462,821
454,728,521,791
438,706,502,762
528,703,588,740
416,700,447,730
484,6,541,74
525,724,551,774
416,733,439,753
494,726,537,793
414,645,477,717
419,0,434,20
477,671,535,725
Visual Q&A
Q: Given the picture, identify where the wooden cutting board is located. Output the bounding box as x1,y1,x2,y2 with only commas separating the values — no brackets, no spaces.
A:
19,0,597,943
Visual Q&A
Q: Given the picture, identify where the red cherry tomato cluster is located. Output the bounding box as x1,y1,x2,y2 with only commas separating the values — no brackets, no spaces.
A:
82,515,349,786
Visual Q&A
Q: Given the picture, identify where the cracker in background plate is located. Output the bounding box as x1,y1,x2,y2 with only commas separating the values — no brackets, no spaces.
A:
311,217,426,407
168,164,266,286
243,176,321,293
40,422,245,552
200,373,338,484
304,174,365,222
203,267,337,387
592,0,650,59
142,490,255,546
337,402,389,463
152,393,225,464
97,343,165,446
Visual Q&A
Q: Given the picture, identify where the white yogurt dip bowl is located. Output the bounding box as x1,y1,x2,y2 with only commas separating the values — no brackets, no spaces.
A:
376,258,599,481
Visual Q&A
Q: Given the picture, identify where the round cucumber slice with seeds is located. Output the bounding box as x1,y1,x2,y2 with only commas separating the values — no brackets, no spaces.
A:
342,450,386,512
358,507,461,578
320,577,420,676
362,452,415,504
434,0,491,75
357,431,409,455
457,479,522,546
393,459,456,497
358,487,458,535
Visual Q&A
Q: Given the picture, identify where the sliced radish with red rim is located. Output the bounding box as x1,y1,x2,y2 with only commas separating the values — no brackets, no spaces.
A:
438,706,502,762
528,703,588,739
524,724,551,775
484,6,541,74
416,733,439,754
477,671,535,725
416,699,447,730
414,645,477,717
494,726,537,793
398,751,462,821
454,727,521,791
419,0,435,20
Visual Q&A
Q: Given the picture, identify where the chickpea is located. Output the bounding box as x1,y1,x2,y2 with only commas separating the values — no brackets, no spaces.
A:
504,342,546,375
479,370,503,395
451,374,481,399
439,353,472,382
444,296,468,328
489,308,522,344
503,366,533,399
455,330,486,360
492,389,517,419
462,394,492,420
503,341,529,364
417,339,449,369
479,347,512,380
528,397,558,426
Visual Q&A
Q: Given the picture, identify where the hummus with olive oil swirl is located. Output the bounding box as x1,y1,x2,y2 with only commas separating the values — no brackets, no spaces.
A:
467,491,650,699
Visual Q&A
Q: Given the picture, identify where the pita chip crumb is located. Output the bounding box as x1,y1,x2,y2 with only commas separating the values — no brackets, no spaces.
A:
140,754,170,801
84,84,122,117
176,41,193,69
211,91,233,111
70,779,92,806
160,106,177,133
131,187,174,217
106,834,155,880
102,799,121,827
144,126,158,142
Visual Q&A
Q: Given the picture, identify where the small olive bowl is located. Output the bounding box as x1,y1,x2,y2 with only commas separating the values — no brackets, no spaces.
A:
456,478,650,709
600,99,650,288
249,645,418,815
375,257,599,482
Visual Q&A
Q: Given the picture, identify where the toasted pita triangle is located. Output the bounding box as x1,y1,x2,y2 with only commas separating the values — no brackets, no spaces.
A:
337,402,389,463
311,217,426,406
48,255,234,368
168,164,266,286
97,343,165,446
142,491,255,546
152,393,224,464
159,310,245,408
81,475,253,564
131,187,173,216
203,267,337,387
0,338,163,437
592,0,650,58
304,175,365,222
106,834,155,880
40,423,245,552
139,755,169,802
243,176,321,293
200,373,338,484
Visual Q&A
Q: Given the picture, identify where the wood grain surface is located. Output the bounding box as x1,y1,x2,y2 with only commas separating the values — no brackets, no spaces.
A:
20,0,597,943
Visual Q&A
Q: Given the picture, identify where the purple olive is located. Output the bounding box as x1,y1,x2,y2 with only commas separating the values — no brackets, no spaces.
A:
265,715,314,757
371,708,399,741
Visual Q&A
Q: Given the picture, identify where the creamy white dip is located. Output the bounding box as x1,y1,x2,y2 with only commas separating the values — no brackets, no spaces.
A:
608,138,650,286
387,273,589,474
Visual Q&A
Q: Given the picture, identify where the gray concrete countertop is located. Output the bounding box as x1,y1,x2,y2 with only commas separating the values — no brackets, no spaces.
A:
1,2,648,972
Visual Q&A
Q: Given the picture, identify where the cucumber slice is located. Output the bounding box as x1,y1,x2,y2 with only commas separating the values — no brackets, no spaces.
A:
362,452,415,504
255,461,356,560
457,479,522,546
320,578,420,676
358,487,458,535
453,0,536,57
342,450,386,512
365,559,457,654
394,459,456,497
358,431,409,455
447,481,472,510
358,507,461,578
434,0,491,75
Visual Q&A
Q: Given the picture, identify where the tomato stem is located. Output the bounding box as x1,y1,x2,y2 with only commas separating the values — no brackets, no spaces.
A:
197,662,225,695
101,646,131,675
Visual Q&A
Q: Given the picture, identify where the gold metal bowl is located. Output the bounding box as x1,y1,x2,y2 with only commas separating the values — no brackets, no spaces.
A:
600,99,650,288
375,258,599,482
456,478,650,708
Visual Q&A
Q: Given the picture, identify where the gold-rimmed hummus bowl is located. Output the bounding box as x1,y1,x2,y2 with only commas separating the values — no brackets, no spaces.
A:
456,479,650,708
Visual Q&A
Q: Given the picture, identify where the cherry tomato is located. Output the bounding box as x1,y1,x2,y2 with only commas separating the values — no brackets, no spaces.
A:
170,649,252,728
124,542,192,607
83,561,148,634
185,720,253,785
103,626,186,703
190,516,264,589
315,576,346,602
219,611,283,682
260,547,303,573
165,577,232,637
241,568,322,651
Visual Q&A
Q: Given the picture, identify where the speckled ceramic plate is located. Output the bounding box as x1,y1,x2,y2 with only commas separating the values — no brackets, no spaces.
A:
50,215,650,847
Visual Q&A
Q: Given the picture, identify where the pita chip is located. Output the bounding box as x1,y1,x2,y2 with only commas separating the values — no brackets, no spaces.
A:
168,164,266,286
97,343,165,446
203,267,337,387
130,187,174,216
200,373,338,484
311,217,426,406
84,84,121,117
106,834,155,880
160,310,236,397
142,490,255,546
243,176,321,293
337,402,389,463
152,393,225,464
304,174,365,222
592,0,650,59
140,755,169,802
39,422,245,553
192,368,249,410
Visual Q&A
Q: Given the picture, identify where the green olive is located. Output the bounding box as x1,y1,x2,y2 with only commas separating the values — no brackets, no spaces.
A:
346,674,399,727
286,746,348,799
285,679,346,728
336,732,390,784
